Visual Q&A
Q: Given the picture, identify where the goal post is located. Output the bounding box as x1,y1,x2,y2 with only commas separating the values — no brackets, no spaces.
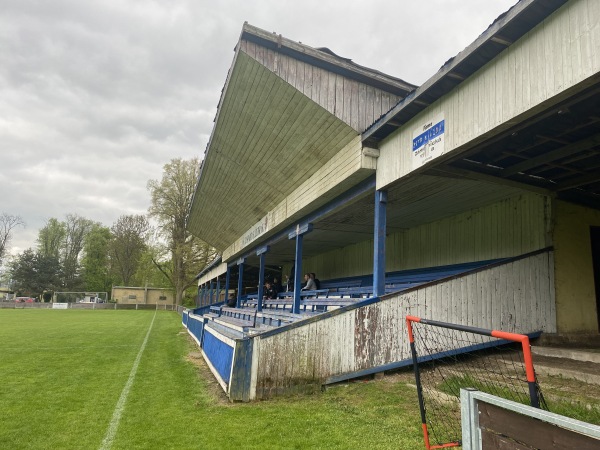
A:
52,292,109,303
406,315,546,450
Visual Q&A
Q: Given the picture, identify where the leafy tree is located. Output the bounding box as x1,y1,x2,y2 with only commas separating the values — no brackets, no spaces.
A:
0,213,25,263
37,218,66,259
10,249,61,297
134,245,171,288
62,214,94,288
109,215,149,286
37,215,95,290
82,224,112,293
148,157,216,306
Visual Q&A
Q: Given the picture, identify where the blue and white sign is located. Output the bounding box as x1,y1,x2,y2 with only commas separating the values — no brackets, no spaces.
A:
412,115,445,170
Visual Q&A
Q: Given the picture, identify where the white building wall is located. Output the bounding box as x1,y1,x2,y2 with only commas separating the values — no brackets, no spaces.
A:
377,0,600,189
303,193,551,280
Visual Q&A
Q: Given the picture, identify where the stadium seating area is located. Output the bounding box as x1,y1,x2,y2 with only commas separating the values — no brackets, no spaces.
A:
189,258,506,338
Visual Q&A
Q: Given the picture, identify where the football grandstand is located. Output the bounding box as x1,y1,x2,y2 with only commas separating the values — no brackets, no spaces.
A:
183,0,600,446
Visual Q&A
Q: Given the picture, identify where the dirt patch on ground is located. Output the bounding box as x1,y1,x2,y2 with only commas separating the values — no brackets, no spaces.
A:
182,330,600,420
184,337,231,405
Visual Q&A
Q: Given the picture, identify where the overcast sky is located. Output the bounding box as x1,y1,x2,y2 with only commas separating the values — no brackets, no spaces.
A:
1,0,516,258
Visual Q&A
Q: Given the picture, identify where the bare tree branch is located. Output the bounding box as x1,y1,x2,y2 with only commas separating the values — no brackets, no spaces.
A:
0,213,25,262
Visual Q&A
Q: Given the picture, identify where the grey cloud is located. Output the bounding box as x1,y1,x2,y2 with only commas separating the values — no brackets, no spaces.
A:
0,0,517,255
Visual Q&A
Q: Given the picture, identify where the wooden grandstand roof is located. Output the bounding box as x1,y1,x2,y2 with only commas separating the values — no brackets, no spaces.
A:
187,24,416,251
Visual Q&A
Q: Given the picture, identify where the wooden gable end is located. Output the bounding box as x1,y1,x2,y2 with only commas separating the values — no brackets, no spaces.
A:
239,39,402,133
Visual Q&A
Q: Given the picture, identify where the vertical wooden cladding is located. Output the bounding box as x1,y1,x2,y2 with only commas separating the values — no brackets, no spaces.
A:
251,251,556,399
304,193,550,281
377,0,600,189
239,40,400,132
478,402,600,450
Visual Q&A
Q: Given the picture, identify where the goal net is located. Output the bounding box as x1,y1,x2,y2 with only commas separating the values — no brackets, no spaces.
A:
405,315,547,450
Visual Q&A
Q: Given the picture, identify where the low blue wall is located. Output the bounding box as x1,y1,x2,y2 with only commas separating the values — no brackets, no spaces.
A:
187,314,204,345
203,329,235,383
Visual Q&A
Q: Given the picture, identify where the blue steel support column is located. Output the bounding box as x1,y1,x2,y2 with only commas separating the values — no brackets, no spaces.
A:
288,224,313,314
209,281,214,304
373,189,388,297
196,285,201,307
216,277,221,304
224,265,231,306
236,257,245,308
256,246,269,312
293,236,303,314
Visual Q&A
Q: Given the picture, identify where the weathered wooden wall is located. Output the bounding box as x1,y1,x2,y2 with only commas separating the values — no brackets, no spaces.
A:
303,192,551,280
377,0,600,189
240,41,401,133
199,262,227,287
250,250,556,399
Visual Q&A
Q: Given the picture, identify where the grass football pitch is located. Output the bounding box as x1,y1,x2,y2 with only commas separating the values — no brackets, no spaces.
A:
0,309,423,449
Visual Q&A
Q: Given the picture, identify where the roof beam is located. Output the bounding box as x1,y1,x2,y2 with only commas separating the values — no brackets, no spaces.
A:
428,165,551,195
555,171,600,191
500,133,600,177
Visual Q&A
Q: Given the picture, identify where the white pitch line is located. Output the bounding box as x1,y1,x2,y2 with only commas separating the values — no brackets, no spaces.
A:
99,311,157,450
1,344,139,352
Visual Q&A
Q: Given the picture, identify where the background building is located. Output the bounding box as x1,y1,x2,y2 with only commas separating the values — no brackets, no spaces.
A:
112,286,174,305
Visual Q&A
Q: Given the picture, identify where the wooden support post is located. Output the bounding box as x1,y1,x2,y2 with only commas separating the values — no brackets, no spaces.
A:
256,246,270,312
289,224,313,314
373,190,387,297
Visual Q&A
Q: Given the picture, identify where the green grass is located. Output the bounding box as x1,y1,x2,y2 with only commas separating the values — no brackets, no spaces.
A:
435,372,600,426
0,310,423,449
437,373,531,405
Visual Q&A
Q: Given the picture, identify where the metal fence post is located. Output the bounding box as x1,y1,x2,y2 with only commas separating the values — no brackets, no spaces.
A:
460,388,481,450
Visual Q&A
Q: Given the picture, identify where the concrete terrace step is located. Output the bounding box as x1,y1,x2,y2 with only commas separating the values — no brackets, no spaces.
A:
531,345,600,385
532,346,600,364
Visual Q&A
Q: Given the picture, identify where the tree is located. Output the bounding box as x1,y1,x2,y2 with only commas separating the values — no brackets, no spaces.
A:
0,213,25,262
37,218,66,259
82,224,112,293
134,244,171,288
148,158,216,306
10,249,60,297
36,215,96,290
62,214,94,288
109,215,149,286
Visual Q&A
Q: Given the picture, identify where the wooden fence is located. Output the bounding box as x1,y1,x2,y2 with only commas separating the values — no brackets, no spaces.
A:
461,389,600,449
